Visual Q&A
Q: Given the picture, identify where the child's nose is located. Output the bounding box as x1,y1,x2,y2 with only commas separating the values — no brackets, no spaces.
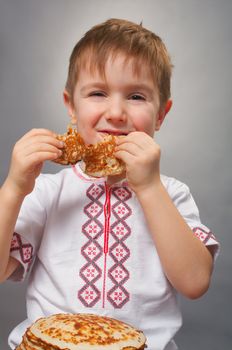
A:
106,97,126,123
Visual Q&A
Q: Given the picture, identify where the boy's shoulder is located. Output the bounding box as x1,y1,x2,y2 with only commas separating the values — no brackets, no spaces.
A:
161,174,190,197
35,167,76,192
39,167,73,181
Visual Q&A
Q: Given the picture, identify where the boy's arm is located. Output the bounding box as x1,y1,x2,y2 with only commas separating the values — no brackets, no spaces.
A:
0,129,63,282
136,182,213,299
0,181,24,282
116,132,213,299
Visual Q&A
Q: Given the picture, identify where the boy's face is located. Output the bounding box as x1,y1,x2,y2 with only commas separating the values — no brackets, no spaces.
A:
64,54,170,145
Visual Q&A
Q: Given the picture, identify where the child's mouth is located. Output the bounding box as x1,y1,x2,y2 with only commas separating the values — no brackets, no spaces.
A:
98,130,128,138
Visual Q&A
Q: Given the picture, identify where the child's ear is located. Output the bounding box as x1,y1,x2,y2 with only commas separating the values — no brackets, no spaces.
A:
155,99,172,131
63,90,77,124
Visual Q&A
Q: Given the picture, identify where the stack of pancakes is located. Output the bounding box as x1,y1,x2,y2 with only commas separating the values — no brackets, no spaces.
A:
16,313,147,350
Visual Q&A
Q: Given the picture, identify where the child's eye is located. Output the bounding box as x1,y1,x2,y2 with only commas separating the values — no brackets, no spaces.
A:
129,94,145,101
89,91,106,97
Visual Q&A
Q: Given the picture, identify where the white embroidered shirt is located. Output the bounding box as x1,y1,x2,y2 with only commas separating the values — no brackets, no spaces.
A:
8,164,219,350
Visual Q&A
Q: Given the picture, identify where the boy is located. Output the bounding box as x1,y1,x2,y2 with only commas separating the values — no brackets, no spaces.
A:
0,19,219,350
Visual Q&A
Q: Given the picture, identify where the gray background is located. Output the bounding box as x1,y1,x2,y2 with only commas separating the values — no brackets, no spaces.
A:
0,0,231,349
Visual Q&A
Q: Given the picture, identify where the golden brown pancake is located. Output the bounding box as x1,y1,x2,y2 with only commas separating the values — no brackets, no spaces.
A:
53,127,126,177
53,127,85,165
16,313,147,350
82,135,125,177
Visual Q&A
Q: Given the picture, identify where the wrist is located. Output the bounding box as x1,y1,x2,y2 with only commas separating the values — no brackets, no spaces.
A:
135,178,167,205
2,178,27,202
133,175,163,197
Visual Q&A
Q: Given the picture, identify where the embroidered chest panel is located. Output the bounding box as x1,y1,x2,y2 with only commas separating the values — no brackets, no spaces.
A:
78,183,132,309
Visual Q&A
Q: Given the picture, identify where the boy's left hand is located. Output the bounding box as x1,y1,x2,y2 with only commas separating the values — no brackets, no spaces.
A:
115,132,161,194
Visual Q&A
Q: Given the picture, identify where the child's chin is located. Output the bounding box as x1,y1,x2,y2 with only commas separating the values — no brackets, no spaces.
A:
81,133,100,145
96,132,109,143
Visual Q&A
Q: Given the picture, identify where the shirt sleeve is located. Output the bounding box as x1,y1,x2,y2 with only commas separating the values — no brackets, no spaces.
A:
166,177,220,260
8,175,47,281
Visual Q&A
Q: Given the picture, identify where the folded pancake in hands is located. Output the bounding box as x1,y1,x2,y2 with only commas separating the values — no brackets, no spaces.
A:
16,313,147,350
83,135,125,177
54,127,126,177
54,127,85,165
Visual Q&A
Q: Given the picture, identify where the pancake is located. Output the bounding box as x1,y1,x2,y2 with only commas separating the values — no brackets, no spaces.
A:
53,127,126,177
16,313,147,350
53,127,85,165
82,135,125,177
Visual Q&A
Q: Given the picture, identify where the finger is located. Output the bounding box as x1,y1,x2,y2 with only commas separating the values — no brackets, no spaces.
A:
13,141,62,166
115,139,145,153
15,136,64,158
20,135,64,151
25,150,62,165
115,142,143,157
22,143,63,158
116,132,154,150
116,131,146,143
115,147,138,163
19,128,57,142
28,128,57,137
116,132,156,154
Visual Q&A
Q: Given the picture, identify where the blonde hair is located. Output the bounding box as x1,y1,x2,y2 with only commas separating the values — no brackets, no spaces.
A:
65,18,173,109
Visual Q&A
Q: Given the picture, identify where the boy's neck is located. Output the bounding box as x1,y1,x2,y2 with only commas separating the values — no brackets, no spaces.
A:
79,160,126,185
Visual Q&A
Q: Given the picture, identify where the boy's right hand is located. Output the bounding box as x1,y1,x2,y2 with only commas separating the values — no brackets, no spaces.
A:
5,129,63,197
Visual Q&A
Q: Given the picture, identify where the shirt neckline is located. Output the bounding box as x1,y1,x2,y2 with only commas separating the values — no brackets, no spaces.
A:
71,162,129,187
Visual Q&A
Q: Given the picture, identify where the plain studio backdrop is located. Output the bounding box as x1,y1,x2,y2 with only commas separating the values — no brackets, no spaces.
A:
0,0,231,349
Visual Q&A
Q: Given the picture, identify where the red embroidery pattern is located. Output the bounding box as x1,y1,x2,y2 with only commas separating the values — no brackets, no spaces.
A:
78,184,132,309
108,187,131,308
193,227,213,243
10,232,33,268
78,184,104,307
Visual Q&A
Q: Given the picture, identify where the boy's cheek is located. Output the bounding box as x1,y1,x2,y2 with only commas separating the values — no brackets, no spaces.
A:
132,117,156,136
